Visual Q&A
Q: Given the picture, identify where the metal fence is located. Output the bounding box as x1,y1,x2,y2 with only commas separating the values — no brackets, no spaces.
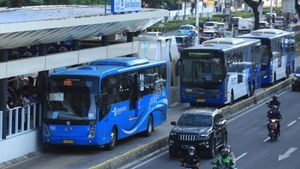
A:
6,103,41,138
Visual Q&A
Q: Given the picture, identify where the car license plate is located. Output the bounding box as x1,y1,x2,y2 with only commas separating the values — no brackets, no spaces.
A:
63,140,74,144
197,99,204,103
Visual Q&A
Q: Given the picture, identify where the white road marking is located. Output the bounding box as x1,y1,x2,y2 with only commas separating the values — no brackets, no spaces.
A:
298,117,300,120
263,137,270,142
236,152,247,161
287,120,297,127
228,90,289,123
278,147,298,161
130,151,168,169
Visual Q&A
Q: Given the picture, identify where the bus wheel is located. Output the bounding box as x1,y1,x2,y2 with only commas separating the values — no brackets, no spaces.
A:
143,115,153,137
106,128,117,150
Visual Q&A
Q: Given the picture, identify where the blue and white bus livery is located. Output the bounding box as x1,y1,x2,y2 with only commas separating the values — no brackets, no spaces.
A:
43,57,168,149
176,38,262,105
239,29,295,85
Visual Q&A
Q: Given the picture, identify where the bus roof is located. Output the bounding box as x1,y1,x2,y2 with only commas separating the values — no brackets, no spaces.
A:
238,29,295,40
51,57,166,78
184,38,260,52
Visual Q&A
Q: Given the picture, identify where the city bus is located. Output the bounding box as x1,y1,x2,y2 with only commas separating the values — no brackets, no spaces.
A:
239,29,295,85
42,57,168,149
176,38,262,105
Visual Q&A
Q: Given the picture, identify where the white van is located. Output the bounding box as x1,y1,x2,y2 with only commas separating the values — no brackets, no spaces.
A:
238,18,254,34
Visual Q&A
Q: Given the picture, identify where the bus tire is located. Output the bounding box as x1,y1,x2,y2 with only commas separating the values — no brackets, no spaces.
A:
106,127,117,150
143,115,153,137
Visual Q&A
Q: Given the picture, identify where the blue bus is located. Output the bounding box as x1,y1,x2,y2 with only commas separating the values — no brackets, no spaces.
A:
239,29,295,85
43,57,168,149
176,38,261,105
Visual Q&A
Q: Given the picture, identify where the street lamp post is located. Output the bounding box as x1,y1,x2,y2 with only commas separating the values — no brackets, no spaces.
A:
270,0,273,29
195,0,199,45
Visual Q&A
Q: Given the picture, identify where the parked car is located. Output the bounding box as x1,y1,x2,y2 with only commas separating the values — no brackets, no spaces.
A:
139,31,162,37
175,35,193,52
168,109,228,158
231,17,242,28
274,16,285,29
217,22,226,36
200,30,220,43
238,18,253,35
292,66,300,91
178,24,197,38
204,21,218,31
259,21,270,29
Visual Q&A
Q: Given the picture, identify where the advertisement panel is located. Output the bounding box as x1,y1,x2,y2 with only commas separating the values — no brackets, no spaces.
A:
111,0,141,14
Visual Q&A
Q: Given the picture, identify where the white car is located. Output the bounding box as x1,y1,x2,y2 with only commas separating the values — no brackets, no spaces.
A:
141,32,162,37
204,21,218,31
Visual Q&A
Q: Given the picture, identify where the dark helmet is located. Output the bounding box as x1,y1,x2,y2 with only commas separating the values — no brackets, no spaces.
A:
188,146,196,156
272,94,278,100
271,105,278,111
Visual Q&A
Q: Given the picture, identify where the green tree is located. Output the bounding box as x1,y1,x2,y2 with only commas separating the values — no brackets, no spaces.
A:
244,0,262,30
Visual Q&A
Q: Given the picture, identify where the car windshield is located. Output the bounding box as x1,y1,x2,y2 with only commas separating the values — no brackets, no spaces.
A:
203,32,214,37
179,26,192,30
205,23,215,27
176,37,183,43
296,67,300,73
177,114,212,127
47,77,97,121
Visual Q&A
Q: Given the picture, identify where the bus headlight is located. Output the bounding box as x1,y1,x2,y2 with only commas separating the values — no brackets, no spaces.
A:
43,123,50,137
88,124,96,138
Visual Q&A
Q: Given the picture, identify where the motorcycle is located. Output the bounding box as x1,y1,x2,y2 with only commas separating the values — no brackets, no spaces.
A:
211,161,233,169
268,118,279,141
180,146,200,169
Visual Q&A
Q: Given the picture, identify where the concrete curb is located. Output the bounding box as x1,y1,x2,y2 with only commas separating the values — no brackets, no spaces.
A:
90,78,291,169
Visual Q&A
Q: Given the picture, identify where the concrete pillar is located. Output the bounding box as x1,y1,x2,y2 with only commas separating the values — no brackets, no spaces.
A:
0,49,8,139
37,45,48,120
101,35,109,46
127,32,134,42
72,40,80,51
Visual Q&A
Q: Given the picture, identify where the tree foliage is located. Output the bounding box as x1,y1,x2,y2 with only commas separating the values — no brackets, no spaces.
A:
244,0,262,30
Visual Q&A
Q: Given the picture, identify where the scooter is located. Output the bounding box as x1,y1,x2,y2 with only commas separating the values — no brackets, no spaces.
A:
268,118,279,141
181,146,200,169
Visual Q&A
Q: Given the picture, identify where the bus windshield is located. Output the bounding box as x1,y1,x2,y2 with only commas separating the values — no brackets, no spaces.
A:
181,50,225,87
47,77,97,121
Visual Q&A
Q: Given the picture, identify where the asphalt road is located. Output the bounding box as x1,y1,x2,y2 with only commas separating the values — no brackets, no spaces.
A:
124,89,300,169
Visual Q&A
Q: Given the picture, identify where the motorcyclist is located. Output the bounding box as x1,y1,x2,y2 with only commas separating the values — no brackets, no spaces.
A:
224,145,236,163
180,146,200,168
267,106,282,135
215,146,236,169
268,95,280,109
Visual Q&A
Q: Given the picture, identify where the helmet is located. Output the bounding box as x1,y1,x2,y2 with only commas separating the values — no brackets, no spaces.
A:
188,146,196,156
221,147,231,158
224,145,232,153
271,105,278,111
272,94,278,100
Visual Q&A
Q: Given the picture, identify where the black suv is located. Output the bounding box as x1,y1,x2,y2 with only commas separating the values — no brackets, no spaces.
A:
168,109,227,158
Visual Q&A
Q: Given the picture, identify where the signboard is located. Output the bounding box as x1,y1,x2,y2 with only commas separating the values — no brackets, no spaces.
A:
111,0,141,14
282,0,296,14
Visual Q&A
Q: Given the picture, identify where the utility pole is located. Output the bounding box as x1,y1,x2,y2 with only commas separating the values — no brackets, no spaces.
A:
195,0,199,45
270,0,273,29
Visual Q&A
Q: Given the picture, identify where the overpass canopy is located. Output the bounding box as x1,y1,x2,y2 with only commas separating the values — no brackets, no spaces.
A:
0,5,168,49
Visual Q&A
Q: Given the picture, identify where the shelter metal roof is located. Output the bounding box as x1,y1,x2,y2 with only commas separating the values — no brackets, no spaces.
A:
0,5,168,49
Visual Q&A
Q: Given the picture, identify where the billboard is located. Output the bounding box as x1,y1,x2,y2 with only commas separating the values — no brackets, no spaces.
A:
111,0,141,14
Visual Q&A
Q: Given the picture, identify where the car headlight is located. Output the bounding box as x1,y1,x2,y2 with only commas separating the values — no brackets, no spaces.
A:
200,133,210,138
185,88,192,93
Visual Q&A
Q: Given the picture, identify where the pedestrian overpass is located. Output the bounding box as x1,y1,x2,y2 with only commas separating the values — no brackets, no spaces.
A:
0,5,168,164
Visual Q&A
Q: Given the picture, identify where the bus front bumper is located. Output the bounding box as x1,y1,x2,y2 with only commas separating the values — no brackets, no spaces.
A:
43,136,101,146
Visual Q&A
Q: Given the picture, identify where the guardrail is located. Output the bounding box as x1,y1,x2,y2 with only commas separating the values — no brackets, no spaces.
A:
90,78,292,169
6,103,41,138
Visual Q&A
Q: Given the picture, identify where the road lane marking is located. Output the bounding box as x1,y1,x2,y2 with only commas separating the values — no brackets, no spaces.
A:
130,151,168,169
236,152,247,161
298,117,300,120
278,147,298,161
228,90,289,123
287,120,297,127
263,137,270,142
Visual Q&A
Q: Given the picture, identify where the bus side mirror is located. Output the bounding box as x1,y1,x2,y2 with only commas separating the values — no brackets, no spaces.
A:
175,59,182,77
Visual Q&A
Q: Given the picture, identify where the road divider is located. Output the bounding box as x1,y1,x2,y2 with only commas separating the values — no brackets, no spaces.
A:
90,78,292,169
